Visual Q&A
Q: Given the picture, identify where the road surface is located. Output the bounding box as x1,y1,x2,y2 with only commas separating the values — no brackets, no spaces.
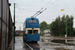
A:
13,36,75,50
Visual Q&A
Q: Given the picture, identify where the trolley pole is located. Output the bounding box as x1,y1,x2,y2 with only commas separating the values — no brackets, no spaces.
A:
14,3,15,43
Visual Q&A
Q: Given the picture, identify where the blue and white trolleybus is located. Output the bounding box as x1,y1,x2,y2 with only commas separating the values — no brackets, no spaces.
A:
23,17,40,42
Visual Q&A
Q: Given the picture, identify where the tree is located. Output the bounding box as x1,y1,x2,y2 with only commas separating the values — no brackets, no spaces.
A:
49,15,74,36
40,21,47,35
40,21,47,32
50,21,57,36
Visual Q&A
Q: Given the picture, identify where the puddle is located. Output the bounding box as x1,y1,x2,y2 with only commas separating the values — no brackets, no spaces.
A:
51,40,65,44
41,39,51,42
40,48,70,50
44,43,61,46
41,39,44,42
41,39,75,46
51,40,75,46
55,48,70,50
40,48,55,50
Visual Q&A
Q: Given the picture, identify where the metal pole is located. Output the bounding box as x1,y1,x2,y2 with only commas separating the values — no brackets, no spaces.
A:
66,18,68,38
70,19,71,36
14,3,15,43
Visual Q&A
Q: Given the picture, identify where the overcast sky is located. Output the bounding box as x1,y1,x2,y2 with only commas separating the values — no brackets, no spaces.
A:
9,0,75,30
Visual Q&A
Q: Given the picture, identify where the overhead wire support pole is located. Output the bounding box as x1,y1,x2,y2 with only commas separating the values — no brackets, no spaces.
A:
14,3,15,43
70,19,71,36
66,18,68,38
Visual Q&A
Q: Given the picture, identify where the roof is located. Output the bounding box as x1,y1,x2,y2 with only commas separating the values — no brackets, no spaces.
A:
26,17,39,22
24,17,40,28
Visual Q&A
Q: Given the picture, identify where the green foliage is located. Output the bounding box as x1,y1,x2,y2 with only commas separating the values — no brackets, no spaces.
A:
50,15,74,36
40,32,43,36
40,21,47,32
72,28,75,36
40,21,47,36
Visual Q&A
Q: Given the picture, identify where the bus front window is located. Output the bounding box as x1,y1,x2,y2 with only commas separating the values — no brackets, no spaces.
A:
28,30,32,34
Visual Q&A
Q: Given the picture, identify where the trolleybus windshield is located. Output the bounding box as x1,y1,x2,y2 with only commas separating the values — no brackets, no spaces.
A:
28,30,38,34
28,30,32,34
34,30,38,34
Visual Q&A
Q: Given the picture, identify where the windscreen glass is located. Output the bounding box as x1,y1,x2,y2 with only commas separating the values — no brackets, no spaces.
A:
33,30,38,34
28,30,32,34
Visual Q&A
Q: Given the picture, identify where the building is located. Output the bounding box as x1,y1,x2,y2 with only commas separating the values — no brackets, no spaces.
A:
43,29,50,34
43,29,51,36
15,30,24,36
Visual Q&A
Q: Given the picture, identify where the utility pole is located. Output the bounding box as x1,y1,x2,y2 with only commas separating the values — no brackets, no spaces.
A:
70,19,71,36
14,3,15,43
65,18,68,38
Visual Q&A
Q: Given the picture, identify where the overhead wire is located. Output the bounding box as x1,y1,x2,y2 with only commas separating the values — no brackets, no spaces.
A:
42,0,52,8
33,0,57,17
15,4,37,12
34,8,47,17
32,0,52,17
46,0,57,8
15,0,57,17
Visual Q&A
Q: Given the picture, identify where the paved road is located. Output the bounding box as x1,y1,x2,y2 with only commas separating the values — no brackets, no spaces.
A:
14,36,75,50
